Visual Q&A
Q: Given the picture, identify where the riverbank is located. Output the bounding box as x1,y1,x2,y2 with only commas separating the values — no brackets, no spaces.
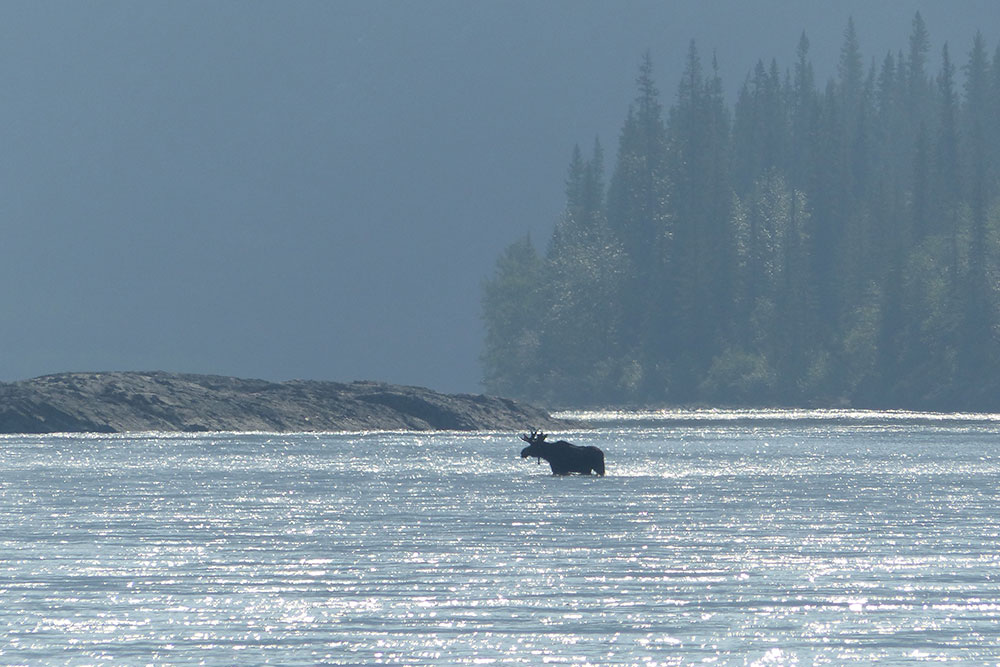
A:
0,371,570,434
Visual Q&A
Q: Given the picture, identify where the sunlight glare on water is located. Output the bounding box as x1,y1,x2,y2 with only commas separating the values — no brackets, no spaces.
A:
2,413,1000,663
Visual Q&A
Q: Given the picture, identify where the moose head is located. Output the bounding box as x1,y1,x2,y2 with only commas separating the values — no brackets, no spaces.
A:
520,429,547,463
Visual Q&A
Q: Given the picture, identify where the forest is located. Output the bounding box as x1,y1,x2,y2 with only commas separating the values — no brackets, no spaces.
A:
481,15,1000,409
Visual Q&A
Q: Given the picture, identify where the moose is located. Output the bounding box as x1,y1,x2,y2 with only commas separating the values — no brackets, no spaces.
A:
519,429,605,476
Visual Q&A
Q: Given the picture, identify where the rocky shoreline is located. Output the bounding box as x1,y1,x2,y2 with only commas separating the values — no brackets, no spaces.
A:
0,371,570,434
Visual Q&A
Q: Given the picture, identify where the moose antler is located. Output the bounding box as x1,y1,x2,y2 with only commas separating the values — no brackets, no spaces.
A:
520,429,547,444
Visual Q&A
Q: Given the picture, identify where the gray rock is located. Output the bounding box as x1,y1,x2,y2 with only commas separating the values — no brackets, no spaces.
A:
0,372,572,434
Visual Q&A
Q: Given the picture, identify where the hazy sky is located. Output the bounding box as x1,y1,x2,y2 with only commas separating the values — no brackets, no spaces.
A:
1,1,996,392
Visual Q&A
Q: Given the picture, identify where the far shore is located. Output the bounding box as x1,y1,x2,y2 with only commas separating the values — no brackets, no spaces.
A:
0,371,573,435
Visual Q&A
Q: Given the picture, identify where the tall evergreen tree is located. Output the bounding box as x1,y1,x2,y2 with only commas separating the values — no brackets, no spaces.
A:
964,32,992,220
732,59,786,192
540,143,631,403
789,32,819,194
665,41,734,398
935,43,962,284
906,11,933,125
482,24,1000,410
839,17,865,110
480,235,544,398
607,52,672,397
911,122,931,241
956,32,995,393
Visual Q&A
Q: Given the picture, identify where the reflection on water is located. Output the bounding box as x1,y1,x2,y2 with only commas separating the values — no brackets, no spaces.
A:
558,406,1000,427
2,414,1000,663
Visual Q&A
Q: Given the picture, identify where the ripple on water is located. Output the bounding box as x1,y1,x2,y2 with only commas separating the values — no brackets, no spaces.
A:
2,419,1000,663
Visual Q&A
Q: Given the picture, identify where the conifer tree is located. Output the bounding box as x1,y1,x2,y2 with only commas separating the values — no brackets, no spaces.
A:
956,32,995,392
789,32,819,196
935,43,962,288
607,52,672,397
667,41,733,397
480,235,544,398
541,142,630,403
906,11,933,125
481,22,1000,409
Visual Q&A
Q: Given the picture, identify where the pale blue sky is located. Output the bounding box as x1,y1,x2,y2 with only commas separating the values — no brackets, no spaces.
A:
0,0,995,391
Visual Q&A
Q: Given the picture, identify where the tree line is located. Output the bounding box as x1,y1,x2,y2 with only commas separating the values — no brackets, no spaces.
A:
482,15,1000,409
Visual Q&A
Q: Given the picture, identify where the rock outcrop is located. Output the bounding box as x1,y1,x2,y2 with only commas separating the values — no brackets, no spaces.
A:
0,371,569,434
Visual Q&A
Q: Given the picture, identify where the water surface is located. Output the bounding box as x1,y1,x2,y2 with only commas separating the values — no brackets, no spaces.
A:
2,412,1000,663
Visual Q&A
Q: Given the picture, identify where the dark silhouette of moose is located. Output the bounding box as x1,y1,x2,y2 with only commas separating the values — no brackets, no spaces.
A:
519,429,605,476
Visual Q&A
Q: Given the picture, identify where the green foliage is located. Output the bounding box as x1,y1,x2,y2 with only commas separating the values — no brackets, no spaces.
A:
700,348,776,404
480,235,545,398
841,282,882,395
482,18,1000,409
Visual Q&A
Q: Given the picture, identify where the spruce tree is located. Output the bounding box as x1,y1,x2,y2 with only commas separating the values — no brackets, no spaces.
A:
480,235,544,398
481,23,1000,409
955,32,996,398
606,52,672,398
667,41,733,398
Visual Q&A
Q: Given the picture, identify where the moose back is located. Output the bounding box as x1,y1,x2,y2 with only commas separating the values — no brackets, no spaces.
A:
519,430,605,476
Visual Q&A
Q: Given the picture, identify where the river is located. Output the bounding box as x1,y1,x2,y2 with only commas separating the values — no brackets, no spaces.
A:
2,410,999,663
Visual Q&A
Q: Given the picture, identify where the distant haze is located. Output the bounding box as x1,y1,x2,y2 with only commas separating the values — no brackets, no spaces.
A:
0,0,994,392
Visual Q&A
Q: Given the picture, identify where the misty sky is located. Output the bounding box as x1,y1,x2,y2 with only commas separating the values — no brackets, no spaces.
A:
1,1,996,392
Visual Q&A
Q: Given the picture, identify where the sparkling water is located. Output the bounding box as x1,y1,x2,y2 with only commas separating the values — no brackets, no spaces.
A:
2,412,1000,664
